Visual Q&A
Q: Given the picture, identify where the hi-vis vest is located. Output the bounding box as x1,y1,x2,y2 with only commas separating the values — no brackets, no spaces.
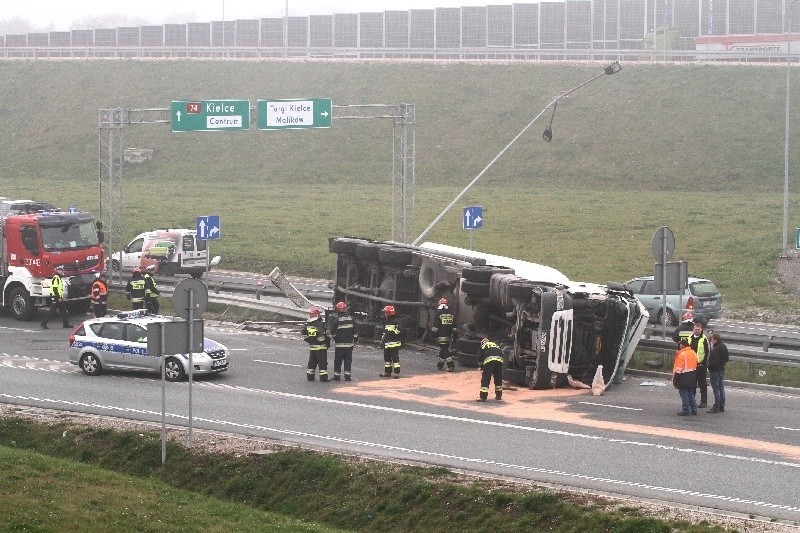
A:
49,274,65,299
382,321,402,349
679,331,708,364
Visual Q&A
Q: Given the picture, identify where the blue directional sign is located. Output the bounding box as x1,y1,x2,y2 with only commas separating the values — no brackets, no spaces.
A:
197,215,221,240
463,206,483,230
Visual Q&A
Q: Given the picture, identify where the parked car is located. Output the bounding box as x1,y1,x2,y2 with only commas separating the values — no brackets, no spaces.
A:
624,275,723,326
68,310,228,381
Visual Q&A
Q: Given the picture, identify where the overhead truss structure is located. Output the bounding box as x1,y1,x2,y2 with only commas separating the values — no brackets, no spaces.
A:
97,103,416,274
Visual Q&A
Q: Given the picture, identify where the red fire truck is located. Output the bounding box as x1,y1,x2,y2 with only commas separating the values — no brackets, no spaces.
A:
1,198,105,320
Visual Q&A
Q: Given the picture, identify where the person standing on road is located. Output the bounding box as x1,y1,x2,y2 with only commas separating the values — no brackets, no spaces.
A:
301,307,330,382
125,267,146,310
707,332,729,413
330,301,357,381
380,305,402,378
90,272,109,318
41,268,71,329
674,319,711,408
432,297,456,371
673,337,698,416
476,338,504,402
143,267,160,314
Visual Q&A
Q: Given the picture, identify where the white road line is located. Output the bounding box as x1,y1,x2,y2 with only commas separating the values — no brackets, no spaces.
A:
253,359,303,367
230,348,247,351
579,402,642,411
776,426,800,432
0,326,36,332
1,393,798,516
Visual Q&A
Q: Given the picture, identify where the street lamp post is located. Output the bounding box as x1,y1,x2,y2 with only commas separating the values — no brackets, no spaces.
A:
411,62,621,246
784,0,799,258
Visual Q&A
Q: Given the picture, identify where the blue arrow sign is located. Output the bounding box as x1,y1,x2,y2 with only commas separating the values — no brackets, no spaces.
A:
197,215,221,240
463,206,483,230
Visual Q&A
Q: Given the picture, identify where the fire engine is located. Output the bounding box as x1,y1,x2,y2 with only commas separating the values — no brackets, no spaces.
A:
0,198,105,320
329,237,649,390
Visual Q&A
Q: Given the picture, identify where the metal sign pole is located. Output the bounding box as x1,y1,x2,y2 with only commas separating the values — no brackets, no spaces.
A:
661,237,667,338
160,323,167,464
188,289,194,448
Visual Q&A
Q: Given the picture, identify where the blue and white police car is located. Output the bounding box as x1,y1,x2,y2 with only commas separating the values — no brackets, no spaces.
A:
68,310,228,381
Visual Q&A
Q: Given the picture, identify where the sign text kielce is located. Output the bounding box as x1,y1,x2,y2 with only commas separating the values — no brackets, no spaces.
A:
266,101,314,127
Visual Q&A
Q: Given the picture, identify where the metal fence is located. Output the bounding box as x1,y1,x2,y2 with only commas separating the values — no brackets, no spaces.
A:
2,0,799,60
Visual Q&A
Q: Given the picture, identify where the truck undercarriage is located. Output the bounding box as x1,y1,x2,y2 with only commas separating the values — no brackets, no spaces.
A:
330,237,649,390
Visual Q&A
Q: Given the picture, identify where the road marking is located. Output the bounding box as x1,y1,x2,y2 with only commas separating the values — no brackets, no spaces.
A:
776,426,800,432
1,393,798,516
253,359,302,368
579,402,642,411
230,348,247,351
0,326,37,333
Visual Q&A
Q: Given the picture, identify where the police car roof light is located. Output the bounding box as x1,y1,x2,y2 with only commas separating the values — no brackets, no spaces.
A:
116,309,149,319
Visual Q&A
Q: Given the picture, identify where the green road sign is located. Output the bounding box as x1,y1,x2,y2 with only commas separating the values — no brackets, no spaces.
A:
171,100,250,132
257,99,332,130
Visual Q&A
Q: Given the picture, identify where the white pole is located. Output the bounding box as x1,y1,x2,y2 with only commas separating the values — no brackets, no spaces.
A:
783,0,799,258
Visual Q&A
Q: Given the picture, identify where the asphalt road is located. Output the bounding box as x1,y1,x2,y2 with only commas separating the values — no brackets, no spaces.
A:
2,312,799,523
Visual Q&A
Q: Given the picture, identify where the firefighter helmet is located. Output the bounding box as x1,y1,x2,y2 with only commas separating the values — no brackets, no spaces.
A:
335,301,347,312
309,307,321,318
480,338,491,349
438,297,448,306
681,312,694,322
382,305,396,317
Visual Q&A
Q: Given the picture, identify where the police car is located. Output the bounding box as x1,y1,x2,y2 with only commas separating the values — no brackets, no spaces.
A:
68,310,228,381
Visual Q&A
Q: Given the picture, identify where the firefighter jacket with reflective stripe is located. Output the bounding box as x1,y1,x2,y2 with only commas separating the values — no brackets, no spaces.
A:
381,317,402,349
144,273,160,298
49,274,65,300
479,341,504,367
330,312,357,348
678,332,710,364
91,279,108,304
126,275,146,303
433,305,455,345
302,318,329,351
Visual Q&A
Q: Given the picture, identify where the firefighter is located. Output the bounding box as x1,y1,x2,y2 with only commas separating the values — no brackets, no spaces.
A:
379,305,402,378
476,338,504,402
432,297,455,371
330,301,357,381
301,307,330,382
671,312,696,343
125,267,146,310
41,268,71,329
91,271,109,318
143,266,160,314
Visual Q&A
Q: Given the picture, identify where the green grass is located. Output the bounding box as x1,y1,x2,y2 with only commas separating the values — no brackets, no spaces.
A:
0,418,728,533
2,61,798,313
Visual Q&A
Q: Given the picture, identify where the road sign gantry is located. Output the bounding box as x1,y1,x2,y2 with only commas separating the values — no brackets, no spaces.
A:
171,100,250,132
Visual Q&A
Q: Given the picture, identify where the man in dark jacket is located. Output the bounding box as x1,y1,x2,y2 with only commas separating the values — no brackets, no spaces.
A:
706,332,729,413
125,267,146,310
330,301,357,381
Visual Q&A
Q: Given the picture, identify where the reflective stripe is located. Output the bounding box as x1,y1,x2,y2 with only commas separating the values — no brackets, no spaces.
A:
483,356,504,364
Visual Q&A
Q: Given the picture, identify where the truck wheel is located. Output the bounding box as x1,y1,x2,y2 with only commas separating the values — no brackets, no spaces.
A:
455,337,481,355
460,280,490,298
463,265,514,283
9,287,36,321
456,352,479,368
419,258,446,298
378,247,413,266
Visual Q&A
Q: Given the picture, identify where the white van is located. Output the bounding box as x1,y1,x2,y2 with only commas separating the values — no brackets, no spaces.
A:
111,229,220,278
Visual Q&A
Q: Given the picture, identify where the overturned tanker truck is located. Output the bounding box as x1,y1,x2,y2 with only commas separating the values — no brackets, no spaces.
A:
329,237,649,390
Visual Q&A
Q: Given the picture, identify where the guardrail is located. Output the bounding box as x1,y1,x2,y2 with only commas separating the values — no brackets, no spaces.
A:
110,277,800,374
638,328,800,378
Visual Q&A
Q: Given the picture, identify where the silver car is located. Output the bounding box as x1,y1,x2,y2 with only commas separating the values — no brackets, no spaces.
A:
68,311,228,381
624,275,723,326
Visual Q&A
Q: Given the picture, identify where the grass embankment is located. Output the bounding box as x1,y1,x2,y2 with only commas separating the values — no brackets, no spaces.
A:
0,61,798,313
0,418,724,533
